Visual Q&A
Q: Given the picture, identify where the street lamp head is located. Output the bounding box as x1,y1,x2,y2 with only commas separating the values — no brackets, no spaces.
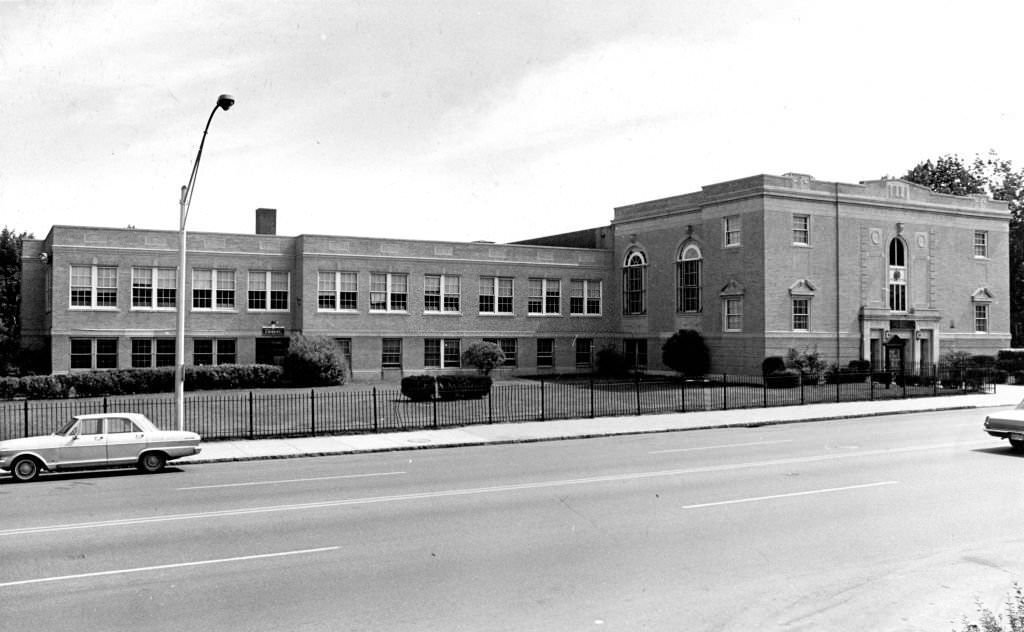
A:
217,94,236,111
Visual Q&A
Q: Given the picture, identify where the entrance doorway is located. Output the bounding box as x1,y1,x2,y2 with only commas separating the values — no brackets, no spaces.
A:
884,335,905,372
256,337,289,366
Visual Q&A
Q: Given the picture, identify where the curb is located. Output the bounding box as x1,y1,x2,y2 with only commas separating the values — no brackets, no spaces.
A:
179,402,994,465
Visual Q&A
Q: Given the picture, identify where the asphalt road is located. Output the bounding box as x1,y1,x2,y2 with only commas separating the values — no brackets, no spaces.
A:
2,407,1022,631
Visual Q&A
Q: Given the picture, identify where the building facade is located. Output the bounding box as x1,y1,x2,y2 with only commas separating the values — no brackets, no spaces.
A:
19,173,1011,379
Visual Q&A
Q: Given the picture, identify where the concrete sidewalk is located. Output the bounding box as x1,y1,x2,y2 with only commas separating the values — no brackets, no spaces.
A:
176,385,1024,465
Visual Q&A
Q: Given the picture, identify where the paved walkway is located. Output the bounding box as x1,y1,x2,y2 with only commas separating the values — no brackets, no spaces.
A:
176,385,1024,465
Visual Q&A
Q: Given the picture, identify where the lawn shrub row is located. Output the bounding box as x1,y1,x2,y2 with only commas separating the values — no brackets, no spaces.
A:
0,365,284,400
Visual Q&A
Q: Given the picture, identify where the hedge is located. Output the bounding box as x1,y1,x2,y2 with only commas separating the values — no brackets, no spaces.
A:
400,375,493,401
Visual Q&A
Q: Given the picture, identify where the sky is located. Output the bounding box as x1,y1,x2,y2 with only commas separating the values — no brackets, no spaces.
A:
3,0,1023,244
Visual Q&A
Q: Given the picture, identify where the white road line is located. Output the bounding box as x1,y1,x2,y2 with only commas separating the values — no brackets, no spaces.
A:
0,546,340,589
0,439,989,538
682,481,899,509
649,439,793,454
177,471,406,490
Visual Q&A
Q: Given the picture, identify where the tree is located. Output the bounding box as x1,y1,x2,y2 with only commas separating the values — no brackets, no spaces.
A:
461,341,505,375
0,227,32,374
899,153,1024,345
661,329,710,377
282,335,347,386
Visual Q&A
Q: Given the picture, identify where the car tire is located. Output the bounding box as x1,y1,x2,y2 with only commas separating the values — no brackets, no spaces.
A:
1009,438,1024,452
138,452,166,474
11,456,41,482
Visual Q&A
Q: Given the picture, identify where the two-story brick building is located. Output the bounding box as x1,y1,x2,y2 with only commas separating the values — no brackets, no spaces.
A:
19,173,1011,378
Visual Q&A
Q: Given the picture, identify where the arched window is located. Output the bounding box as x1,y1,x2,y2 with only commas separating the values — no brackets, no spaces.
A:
676,244,702,313
888,238,907,312
622,250,647,315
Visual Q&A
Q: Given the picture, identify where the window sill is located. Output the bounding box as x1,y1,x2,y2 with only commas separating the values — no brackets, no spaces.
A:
317,309,359,314
369,310,409,315
479,312,515,317
423,311,463,316
569,313,603,317
130,307,177,312
69,306,120,311
191,308,239,313
247,309,291,313
527,313,562,317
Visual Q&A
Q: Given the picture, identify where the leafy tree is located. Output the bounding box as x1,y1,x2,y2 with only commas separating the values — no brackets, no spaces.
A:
661,329,710,377
900,153,1024,345
461,341,505,375
0,227,32,374
282,335,347,386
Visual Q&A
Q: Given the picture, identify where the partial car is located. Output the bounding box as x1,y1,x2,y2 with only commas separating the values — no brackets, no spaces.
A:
984,401,1024,451
0,413,201,482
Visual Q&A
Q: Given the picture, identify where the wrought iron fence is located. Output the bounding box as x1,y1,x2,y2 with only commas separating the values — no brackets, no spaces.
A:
0,366,993,441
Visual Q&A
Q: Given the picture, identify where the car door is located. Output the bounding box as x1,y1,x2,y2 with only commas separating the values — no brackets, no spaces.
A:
105,417,147,464
57,417,108,467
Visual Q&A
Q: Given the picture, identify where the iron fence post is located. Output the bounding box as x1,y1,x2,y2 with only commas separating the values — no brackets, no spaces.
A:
723,374,727,410
680,379,686,413
540,380,545,421
249,391,254,438
311,389,316,434
488,389,493,423
432,394,438,429
103,396,108,413
590,379,595,418
902,368,907,398
24,399,29,438
933,363,938,396
763,376,767,408
372,388,379,432
799,373,805,405
635,375,641,416
870,375,874,401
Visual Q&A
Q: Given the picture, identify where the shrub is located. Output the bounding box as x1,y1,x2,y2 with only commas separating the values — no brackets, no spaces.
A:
785,347,827,383
461,342,506,376
997,350,1024,373
282,335,347,386
596,346,630,378
762,356,786,377
847,359,871,373
824,362,870,385
0,376,17,399
401,375,436,401
437,375,492,400
765,368,800,388
970,354,996,368
662,330,711,377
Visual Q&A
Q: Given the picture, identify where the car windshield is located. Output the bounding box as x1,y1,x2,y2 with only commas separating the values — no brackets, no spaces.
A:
54,418,79,436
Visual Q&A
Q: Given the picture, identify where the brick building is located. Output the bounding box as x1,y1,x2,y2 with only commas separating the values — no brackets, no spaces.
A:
19,173,1011,378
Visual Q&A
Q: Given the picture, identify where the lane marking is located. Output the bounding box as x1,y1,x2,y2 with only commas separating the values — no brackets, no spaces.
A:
0,546,340,589
177,471,406,491
682,481,899,509
649,439,793,454
0,439,990,538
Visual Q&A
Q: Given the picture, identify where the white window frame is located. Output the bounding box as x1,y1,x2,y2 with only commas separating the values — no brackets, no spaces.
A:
131,267,177,310
424,274,461,313
676,244,702,313
479,276,514,315
192,269,236,311
528,278,561,315
370,273,408,313
888,238,907,313
724,215,741,247
248,271,290,312
723,297,743,332
482,337,518,366
318,271,358,312
424,338,461,368
69,264,118,309
974,230,989,258
622,251,647,316
792,298,810,331
569,279,602,316
975,303,989,333
792,214,809,245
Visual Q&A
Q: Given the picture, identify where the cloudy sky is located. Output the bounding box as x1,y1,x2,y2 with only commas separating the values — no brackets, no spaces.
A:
3,0,1023,243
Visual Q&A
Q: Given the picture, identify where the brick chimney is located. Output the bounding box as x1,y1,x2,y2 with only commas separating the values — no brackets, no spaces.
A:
255,208,277,235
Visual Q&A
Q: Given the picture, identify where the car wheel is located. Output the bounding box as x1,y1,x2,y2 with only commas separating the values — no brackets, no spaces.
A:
11,456,40,482
138,452,166,474
1009,439,1024,452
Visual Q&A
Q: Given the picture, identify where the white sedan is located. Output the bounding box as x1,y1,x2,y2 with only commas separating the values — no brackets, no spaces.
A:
984,401,1024,451
0,413,201,482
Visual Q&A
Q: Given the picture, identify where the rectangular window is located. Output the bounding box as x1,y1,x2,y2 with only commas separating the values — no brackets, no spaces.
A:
193,339,236,366
131,339,176,368
792,215,809,245
528,278,560,315
792,298,809,331
334,338,352,370
570,280,602,315
724,215,741,247
156,268,177,308
575,338,593,368
623,265,646,315
536,338,554,368
133,268,175,309
479,277,513,314
424,338,461,368
678,259,701,312
318,271,358,311
132,268,153,308
888,282,906,312
974,230,989,258
975,304,989,332
248,271,289,311
724,298,743,332
381,338,403,368
370,273,408,312
193,269,235,310
70,338,118,369
624,339,648,370
70,265,118,308
483,338,518,366
425,275,460,312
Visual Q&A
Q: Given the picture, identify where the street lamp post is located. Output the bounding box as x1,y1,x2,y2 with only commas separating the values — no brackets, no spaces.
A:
175,94,235,431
